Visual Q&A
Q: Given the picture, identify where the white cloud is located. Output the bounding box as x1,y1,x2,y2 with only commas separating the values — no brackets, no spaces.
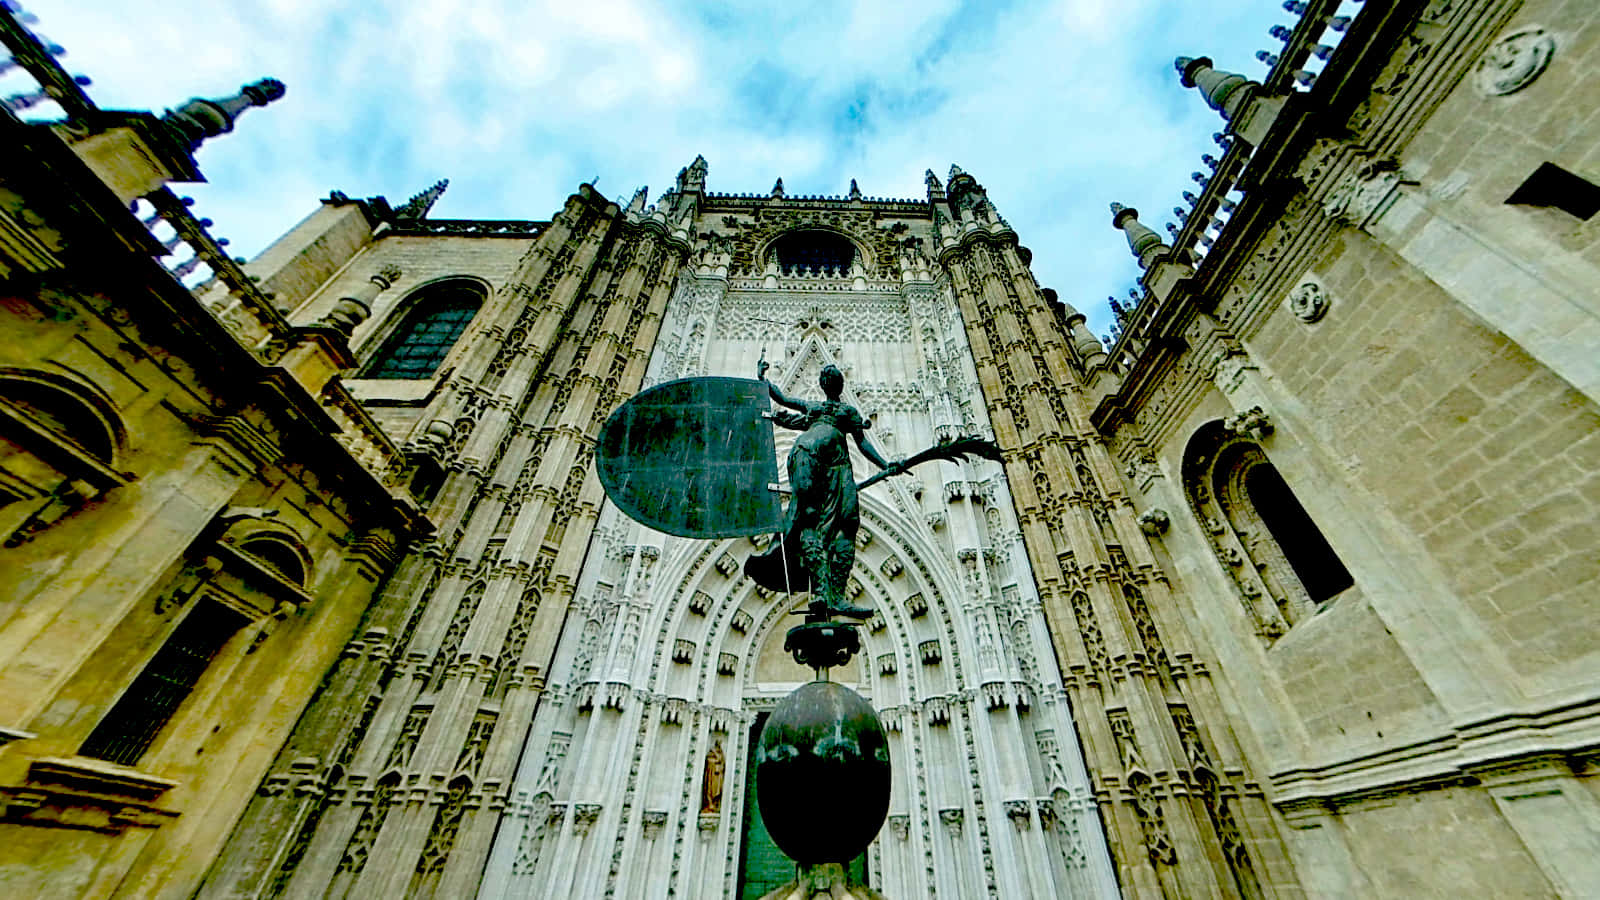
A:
19,0,1288,335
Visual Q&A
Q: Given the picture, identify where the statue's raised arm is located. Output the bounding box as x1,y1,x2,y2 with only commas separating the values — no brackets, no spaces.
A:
758,358,809,412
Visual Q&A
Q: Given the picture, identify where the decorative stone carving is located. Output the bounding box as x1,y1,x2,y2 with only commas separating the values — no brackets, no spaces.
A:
1286,280,1330,323
877,653,897,675
1221,406,1273,442
687,591,711,615
1323,161,1405,226
697,812,719,837
716,653,737,675
671,639,694,663
572,803,602,836
1005,799,1032,830
938,807,964,838
641,810,668,840
919,640,942,665
904,592,928,618
1474,27,1556,96
887,814,910,840
1138,508,1170,536
1035,798,1057,832
729,609,752,633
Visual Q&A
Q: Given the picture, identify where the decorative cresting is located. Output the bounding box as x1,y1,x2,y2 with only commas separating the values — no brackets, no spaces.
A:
937,173,1299,896
199,183,693,900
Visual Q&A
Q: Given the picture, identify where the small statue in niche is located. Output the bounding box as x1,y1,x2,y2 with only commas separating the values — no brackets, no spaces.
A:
701,739,726,813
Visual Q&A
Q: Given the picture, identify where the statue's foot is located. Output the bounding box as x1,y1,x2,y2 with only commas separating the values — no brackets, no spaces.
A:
823,599,873,620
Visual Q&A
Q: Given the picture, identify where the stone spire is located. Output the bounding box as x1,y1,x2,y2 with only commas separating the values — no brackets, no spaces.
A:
1110,203,1171,269
848,178,862,201
161,77,286,149
676,154,708,193
770,177,785,199
925,169,946,201
948,163,966,182
627,186,648,214
1174,56,1259,121
393,179,448,219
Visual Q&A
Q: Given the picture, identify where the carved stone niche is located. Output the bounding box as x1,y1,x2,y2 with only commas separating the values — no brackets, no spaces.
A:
729,609,753,633
1475,26,1556,96
715,553,738,577
1285,278,1331,323
688,591,712,616
919,640,942,665
717,653,738,676
904,592,929,618
879,556,904,578
877,653,897,676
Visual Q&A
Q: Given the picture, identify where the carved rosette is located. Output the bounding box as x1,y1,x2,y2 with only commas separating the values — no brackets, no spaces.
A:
1475,26,1556,96
1286,280,1330,323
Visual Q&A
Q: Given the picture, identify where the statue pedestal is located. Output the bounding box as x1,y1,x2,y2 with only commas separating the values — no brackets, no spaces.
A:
784,620,860,671
757,863,889,900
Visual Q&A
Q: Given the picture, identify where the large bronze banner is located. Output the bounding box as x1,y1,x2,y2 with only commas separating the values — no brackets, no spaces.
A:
596,376,783,539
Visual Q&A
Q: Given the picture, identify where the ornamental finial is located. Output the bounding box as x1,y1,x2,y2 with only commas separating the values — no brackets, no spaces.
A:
161,77,286,150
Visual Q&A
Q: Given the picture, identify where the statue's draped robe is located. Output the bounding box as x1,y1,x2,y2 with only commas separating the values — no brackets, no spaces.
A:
744,400,868,596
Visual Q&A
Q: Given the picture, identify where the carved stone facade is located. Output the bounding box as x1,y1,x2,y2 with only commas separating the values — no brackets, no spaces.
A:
474,189,1117,899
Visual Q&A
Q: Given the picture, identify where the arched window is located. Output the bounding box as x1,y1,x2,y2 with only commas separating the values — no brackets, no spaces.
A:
363,281,484,379
1183,422,1353,639
771,230,855,276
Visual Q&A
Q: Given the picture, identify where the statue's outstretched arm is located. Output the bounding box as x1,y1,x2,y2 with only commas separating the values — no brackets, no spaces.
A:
853,430,899,472
757,360,808,412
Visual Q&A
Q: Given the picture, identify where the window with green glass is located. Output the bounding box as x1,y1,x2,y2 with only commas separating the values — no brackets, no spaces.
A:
363,283,483,379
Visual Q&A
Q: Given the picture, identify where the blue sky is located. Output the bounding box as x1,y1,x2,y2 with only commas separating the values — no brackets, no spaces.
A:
18,0,1293,336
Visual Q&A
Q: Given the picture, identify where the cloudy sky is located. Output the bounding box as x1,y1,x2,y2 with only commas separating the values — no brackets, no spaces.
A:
18,0,1296,336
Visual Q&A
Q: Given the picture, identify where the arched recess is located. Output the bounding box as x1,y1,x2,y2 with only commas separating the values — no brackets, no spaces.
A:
1182,420,1355,641
0,367,129,547
757,226,872,277
0,367,124,466
217,513,315,588
359,276,489,379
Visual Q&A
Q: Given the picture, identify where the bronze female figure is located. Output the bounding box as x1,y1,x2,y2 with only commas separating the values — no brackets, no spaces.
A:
745,362,902,619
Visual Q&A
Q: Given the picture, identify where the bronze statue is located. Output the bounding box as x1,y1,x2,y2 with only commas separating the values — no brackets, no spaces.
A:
701,739,726,813
744,362,902,619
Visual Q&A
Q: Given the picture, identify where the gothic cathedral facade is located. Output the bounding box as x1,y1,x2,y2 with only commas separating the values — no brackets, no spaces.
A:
1,1,1597,898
